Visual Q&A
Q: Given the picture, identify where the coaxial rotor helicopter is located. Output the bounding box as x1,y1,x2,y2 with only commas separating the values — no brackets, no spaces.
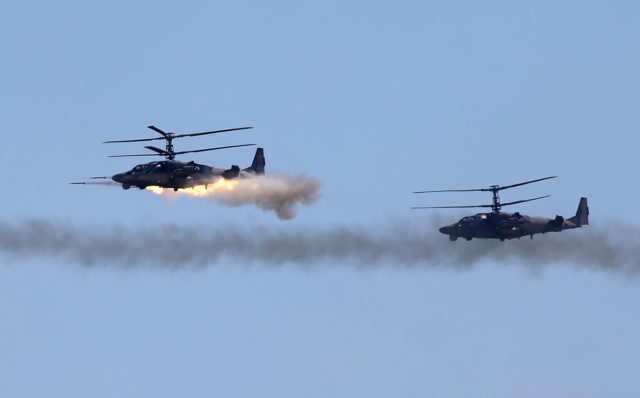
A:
412,176,589,241
72,125,265,191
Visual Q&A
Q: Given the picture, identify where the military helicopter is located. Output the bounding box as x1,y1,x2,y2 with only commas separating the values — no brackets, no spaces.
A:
412,176,589,241
74,125,265,191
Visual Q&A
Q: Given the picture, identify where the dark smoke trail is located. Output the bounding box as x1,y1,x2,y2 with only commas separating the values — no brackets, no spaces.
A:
0,219,638,276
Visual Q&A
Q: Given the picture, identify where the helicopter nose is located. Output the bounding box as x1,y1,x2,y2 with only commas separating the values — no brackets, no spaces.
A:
439,225,454,235
112,173,126,183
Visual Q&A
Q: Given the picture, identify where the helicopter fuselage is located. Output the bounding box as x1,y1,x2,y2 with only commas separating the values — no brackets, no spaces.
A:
111,159,249,191
413,177,588,242
438,212,571,241
438,198,588,241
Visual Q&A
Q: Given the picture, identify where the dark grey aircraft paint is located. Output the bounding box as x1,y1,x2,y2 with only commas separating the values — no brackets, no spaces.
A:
437,197,589,241
72,125,264,191
413,177,589,241
112,148,265,191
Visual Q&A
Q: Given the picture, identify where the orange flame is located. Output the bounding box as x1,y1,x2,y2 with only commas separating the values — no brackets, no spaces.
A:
145,178,239,197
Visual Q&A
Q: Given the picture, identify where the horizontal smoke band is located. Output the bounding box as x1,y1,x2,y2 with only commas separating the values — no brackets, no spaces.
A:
0,219,638,276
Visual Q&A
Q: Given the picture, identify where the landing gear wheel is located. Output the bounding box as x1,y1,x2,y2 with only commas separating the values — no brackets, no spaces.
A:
449,235,458,241
122,183,130,190
465,237,472,241
173,187,179,192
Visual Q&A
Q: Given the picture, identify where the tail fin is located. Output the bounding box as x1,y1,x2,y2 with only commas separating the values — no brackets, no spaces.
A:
244,147,265,175
568,197,589,226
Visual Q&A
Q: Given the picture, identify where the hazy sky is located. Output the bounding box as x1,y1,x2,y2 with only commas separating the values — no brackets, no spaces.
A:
2,1,640,397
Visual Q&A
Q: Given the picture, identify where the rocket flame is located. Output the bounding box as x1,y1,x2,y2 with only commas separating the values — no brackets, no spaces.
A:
146,186,165,195
143,175,322,220
145,178,239,197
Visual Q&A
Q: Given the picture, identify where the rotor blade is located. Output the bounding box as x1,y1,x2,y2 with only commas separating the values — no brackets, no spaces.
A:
171,126,253,139
411,204,493,209
499,195,550,207
144,146,169,155
108,153,162,158
147,125,169,138
497,176,557,191
413,189,486,194
414,176,558,194
104,126,253,143
172,143,256,155
103,137,165,143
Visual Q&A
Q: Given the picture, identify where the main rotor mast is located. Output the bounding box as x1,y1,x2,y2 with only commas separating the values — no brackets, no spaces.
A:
490,185,500,213
163,133,176,160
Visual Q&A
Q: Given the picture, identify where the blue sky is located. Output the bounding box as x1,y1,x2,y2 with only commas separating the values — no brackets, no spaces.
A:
1,1,640,397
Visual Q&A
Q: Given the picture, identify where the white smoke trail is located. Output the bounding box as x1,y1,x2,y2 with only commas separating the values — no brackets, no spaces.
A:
149,174,322,220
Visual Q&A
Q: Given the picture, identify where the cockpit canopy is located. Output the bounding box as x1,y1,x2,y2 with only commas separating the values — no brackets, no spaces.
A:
128,161,182,174
129,162,159,173
457,214,488,226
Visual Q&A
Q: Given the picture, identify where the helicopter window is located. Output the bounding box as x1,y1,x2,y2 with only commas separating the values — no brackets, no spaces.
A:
133,165,145,172
460,216,473,224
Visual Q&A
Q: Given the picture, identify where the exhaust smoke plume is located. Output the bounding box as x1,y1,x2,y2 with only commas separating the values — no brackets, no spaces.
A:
147,175,322,220
1,218,639,276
